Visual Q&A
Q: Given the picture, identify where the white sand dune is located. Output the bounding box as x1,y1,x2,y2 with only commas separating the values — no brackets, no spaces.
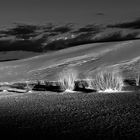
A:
0,40,140,82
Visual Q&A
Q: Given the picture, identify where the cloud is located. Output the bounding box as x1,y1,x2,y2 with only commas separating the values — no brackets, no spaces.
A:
96,12,104,16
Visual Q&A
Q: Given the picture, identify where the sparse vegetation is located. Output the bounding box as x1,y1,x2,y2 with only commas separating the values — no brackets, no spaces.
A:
95,31,139,42
58,68,78,92
73,24,102,34
107,18,140,29
121,62,140,87
86,68,124,92
1,23,39,40
51,24,73,33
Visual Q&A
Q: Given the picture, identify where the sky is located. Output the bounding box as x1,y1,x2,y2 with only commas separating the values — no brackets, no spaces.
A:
0,0,140,27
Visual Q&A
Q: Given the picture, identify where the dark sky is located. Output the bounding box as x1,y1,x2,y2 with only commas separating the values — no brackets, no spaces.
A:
0,0,140,27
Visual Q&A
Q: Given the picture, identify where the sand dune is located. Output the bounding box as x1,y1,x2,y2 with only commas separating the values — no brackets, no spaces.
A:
0,40,140,82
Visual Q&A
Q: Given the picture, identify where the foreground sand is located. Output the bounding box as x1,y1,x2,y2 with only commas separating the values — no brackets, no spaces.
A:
0,91,139,139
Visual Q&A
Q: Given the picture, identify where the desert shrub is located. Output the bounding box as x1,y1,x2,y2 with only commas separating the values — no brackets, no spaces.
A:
107,18,140,29
58,68,78,91
73,24,102,34
0,39,43,52
25,81,36,92
52,24,73,33
10,82,26,89
94,31,139,42
2,23,39,39
44,39,68,51
87,69,124,92
96,31,123,42
123,32,139,40
120,61,140,86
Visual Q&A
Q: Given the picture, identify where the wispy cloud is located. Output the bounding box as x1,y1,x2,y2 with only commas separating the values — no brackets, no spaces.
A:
96,12,105,16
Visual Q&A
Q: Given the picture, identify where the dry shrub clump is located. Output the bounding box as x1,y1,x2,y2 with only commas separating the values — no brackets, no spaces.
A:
87,68,124,92
58,68,78,92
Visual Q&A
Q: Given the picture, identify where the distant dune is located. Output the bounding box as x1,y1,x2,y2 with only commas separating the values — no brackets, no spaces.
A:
0,39,140,82
0,51,40,61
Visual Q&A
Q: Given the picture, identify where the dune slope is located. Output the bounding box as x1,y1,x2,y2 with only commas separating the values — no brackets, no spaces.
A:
0,40,140,82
